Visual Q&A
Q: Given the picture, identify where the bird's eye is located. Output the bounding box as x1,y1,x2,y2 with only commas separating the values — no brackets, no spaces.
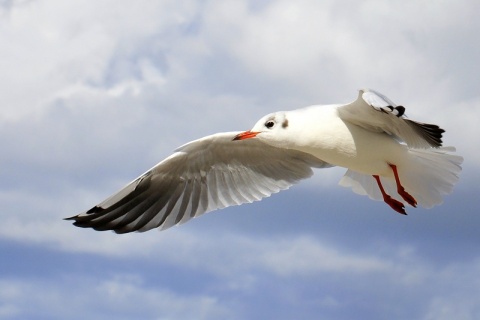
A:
265,120,275,129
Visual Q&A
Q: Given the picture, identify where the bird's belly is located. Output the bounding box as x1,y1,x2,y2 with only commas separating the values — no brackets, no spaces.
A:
298,121,407,176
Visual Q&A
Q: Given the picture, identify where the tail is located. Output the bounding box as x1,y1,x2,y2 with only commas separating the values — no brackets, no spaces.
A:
339,147,463,209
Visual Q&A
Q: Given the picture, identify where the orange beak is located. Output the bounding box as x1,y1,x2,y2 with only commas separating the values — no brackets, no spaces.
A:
233,131,260,141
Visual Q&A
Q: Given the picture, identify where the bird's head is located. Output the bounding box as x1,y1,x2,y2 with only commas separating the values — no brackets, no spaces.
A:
233,111,291,148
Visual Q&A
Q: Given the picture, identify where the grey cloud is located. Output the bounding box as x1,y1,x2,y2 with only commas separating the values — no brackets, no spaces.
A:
0,0,478,319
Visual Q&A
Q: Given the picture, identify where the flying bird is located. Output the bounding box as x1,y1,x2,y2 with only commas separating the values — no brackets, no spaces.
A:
66,89,463,233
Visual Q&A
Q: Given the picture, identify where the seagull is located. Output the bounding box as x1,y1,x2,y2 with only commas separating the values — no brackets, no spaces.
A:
66,89,463,233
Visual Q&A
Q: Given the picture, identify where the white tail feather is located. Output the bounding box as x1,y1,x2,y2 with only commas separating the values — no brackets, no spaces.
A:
339,147,463,209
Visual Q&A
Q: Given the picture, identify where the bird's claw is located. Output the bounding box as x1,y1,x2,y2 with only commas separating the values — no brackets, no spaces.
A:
398,187,417,207
384,195,407,215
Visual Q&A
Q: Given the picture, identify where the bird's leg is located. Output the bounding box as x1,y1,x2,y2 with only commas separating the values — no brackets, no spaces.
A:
373,175,406,215
389,164,417,207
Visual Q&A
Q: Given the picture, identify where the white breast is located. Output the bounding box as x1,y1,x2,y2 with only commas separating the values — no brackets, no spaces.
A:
284,105,409,176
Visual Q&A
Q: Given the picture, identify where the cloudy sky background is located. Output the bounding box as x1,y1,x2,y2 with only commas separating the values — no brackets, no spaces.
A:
1,0,479,319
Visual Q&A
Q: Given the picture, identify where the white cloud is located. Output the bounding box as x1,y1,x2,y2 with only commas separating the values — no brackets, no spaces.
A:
0,188,399,282
0,213,392,277
0,1,479,318
421,260,480,320
0,0,200,121
0,0,475,247
2,227,480,319
0,275,230,320
258,236,390,275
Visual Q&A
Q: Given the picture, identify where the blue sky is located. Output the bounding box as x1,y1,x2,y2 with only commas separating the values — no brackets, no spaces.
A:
1,0,479,319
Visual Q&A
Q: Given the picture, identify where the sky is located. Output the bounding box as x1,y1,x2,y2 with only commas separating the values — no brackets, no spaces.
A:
1,0,479,319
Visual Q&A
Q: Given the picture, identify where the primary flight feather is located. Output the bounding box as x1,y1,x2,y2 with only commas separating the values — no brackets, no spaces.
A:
66,89,463,233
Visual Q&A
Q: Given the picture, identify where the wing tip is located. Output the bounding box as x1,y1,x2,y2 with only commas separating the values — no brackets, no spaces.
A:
407,120,445,148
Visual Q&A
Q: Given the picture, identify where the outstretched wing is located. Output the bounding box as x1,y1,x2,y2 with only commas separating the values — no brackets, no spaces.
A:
337,89,444,148
66,132,331,233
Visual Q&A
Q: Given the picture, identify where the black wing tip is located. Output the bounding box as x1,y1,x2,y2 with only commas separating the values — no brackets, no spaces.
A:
408,120,445,147
86,205,105,214
383,105,406,117
374,105,405,117
65,216,128,233
64,216,97,229
64,209,149,234
64,206,105,221
64,205,105,227
395,106,405,117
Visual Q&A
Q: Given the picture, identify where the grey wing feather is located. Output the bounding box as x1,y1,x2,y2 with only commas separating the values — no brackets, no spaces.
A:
338,89,444,148
66,132,332,233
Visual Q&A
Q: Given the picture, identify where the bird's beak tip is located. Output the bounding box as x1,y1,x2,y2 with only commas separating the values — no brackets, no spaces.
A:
233,131,259,141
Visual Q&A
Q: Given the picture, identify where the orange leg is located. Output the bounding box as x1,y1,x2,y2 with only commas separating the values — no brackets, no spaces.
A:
373,175,406,215
389,164,417,207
